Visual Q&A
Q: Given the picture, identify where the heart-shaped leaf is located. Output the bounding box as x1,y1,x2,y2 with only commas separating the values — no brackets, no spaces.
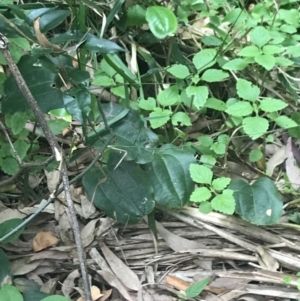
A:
143,145,196,208
2,55,64,114
83,154,155,224
146,6,178,39
229,177,283,225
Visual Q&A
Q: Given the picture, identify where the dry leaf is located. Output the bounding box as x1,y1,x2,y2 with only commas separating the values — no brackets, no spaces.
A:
76,285,103,301
100,242,141,291
32,231,60,252
286,137,300,190
33,18,61,50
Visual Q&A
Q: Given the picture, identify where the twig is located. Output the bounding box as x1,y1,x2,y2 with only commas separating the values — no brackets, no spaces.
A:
0,33,92,301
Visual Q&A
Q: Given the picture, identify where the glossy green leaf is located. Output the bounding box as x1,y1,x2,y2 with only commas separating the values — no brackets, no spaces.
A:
0,219,25,243
82,34,124,53
83,154,155,224
39,10,71,32
142,145,195,208
0,285,23,301
229,177,283,225
63,85,91,123
0,248,12,287
146,6,178,39
23,291,49,301
92,104,158,164
2,55,64,114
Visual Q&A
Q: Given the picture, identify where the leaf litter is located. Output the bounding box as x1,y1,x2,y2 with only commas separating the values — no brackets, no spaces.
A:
2,188,300,301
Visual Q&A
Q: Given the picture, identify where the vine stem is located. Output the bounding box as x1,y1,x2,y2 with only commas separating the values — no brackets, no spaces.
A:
0,34,92,301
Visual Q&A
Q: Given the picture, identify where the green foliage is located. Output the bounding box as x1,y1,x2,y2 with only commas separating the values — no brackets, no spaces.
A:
185,277,210,298
0,0,297,226
0,219,25,243
229,177,283,225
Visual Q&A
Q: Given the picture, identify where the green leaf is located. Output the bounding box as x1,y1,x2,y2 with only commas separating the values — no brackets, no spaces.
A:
193,49,216,71
23,290,49,301
138,97,156,110
210,142,226,155
229,177,283,225
259,98,287,112
275,57,294,67
243,116,269,140
0,284,23,301
0,248,12,287
190,164,212,184
83,154,154,224
280,24,296,33
226,101,253,116
199,201,212,214
6,112,28,135
282,276,292,284
41,296,70,301
91,104,158,164
172,112,192,126
167,64,190,79
92,75,115,87
39,10,71,32
157,85,179,106
250,26,271,48
249,149,263,162
238,46,260,57
222,58,248,71
83,34,124,53
275,116,297,129
186,86,208,109
288,112,300,138
201,69,229,82
2,158,19,176
262,45,283,55
236,79,260,101
185,277,210,298
143,145,196,207
110,86,126,98
255,54,275,70
2,55,64,114
200,155,216,167
212,177,231,191
190,187,212,203
149,108,172,128
205,98,227,111
126,4,146,27
13,140,29,160
64,86,91,123
146,6,178,39
211,190,235,214
0,219,25,243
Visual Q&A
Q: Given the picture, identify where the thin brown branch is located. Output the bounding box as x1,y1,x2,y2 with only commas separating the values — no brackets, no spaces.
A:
0,33,92,301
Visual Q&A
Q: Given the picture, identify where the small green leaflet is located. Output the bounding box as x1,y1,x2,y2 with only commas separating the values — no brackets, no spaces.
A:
211,190,235,214
226,101,253,117
193,49,216,71
157,85,179,106
259,98,287,112
255,54,275,71
201,69,229,82
236,79,260,101
190,187,212,202
222,58,248,71
275,116,297,129
249,149,263,162
185,277,210,298
243,116,269,140
149,108,172,128
167,64,190,79
190,164,213,184
250,26,271,48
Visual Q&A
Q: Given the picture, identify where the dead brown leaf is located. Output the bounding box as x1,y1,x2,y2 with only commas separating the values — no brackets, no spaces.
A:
32,231,60,252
